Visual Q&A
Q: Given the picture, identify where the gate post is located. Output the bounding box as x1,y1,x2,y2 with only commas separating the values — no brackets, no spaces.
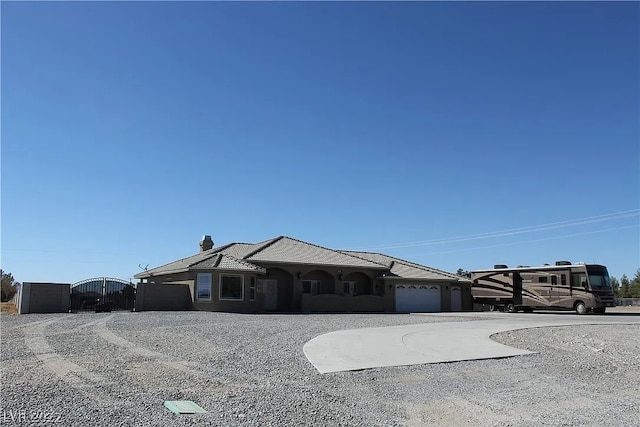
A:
135,283,145,312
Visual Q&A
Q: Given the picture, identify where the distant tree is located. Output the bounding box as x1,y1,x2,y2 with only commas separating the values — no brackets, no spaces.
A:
1,270,19,302
610,276,620,298
630,269,640,298
620,274,631,298
456,268,470,278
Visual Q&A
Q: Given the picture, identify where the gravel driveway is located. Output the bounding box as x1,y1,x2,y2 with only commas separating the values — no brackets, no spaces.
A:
1,311,639,426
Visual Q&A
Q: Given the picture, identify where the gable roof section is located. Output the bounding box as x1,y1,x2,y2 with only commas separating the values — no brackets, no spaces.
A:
134,242,267,278
245,236,387,269
341,251,463,281
191,253,266,274
216,242,266,259
134,244,230,278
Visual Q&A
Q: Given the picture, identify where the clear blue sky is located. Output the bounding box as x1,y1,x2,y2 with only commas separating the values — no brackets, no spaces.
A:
2,2,638,283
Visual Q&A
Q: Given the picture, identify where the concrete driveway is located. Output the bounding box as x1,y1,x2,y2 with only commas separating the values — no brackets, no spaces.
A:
303,311,640,373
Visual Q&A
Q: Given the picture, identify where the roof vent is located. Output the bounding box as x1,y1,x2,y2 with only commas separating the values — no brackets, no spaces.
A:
200,235,214,252
494,264,508,269
555,261,571,266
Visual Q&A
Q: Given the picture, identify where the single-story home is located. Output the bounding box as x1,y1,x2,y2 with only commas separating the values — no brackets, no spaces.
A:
134,235,472,313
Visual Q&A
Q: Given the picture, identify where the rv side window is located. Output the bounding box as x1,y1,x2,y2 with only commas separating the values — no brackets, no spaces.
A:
551,276,557,285
538,277,548,283
571,274,587,289
561,274,567,286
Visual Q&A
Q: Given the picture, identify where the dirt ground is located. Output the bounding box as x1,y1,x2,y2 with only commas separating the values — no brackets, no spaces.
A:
1,302,18,314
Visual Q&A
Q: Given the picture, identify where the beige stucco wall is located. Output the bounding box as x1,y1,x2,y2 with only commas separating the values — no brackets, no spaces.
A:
139,266,472,313
144,271,263,312
302,294,390,313
135,283,194,311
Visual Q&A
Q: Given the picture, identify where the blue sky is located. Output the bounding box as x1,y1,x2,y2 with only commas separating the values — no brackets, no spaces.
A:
2,2,638,283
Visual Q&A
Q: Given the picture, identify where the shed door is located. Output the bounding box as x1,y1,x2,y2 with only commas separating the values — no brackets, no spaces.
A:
451,287,462,311
395,284,441,313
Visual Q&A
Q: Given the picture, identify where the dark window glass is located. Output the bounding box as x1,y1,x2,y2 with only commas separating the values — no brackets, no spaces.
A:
220,275,243,300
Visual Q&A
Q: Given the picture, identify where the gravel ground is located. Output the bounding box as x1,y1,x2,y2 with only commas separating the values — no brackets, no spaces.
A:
1,311,639,426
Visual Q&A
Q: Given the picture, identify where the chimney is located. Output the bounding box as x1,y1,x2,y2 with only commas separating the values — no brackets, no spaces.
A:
200,235,214,252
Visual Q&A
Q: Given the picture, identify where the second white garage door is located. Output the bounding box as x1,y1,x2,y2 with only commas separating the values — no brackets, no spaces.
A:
395,284,441,313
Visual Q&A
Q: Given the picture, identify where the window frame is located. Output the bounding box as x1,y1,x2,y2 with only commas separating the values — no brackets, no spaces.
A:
196,273,212,301
343,281,357,296
249,277,256,301
219,274,244,301
302,280,321,295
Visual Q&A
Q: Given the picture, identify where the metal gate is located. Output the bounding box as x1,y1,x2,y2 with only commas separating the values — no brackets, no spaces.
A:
71,277,136,312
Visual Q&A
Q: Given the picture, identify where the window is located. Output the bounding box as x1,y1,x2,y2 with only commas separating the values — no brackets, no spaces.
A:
571,274,588,289
249,277,256,301
343,281,356,295
220,274,244,300
561,274,567,286
538,276,548,283
302,280,321,295
551,276,557,285
196,273,212,301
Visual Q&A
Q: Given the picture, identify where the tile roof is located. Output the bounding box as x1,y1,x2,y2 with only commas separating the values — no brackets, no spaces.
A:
135,235,461,282
191,254,266,273
134,248,223,278
341,251,463,281
215,242,263,259
245,236,387,269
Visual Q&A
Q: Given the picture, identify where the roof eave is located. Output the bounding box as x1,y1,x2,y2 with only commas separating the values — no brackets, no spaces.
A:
134,267,190,279
248,259,388,270
190,267,267,274
381,276,460,281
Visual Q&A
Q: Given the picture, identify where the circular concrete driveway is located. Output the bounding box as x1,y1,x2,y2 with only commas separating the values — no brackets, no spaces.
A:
303,311,640,373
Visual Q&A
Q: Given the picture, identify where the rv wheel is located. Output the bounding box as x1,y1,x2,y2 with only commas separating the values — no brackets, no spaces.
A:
505,303,516,313
574,301,587,315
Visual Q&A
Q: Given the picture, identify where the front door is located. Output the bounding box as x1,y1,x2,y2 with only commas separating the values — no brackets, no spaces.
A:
260,279,277,311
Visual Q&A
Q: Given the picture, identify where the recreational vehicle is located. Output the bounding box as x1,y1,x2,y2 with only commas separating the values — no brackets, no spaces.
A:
470,261,615,314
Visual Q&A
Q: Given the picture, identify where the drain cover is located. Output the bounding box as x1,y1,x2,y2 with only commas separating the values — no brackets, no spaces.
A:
164,400,207,414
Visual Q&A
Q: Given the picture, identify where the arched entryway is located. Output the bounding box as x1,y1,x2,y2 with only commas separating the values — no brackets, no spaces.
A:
260,268,294,312
302,270,335,295
342,272,372,296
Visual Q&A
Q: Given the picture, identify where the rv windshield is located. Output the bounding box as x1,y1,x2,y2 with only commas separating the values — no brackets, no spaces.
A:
586,266,611,288
588,274,611,288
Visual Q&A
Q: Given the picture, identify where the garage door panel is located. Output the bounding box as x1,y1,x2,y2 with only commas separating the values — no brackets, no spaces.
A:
395,284,441,313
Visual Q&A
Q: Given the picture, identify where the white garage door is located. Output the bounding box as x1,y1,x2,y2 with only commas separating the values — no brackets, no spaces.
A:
395,284,441,313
